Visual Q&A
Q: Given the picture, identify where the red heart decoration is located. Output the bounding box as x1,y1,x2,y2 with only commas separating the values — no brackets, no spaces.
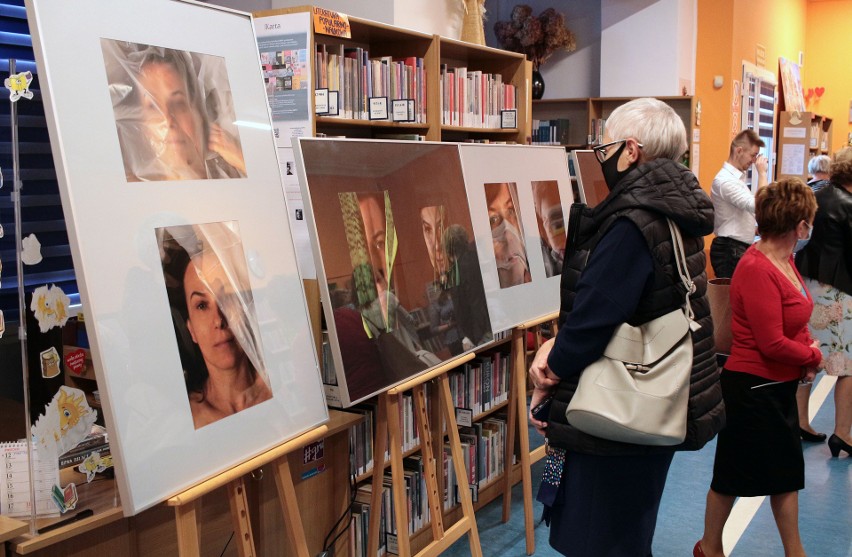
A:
815,87,825,97
65,348,87,375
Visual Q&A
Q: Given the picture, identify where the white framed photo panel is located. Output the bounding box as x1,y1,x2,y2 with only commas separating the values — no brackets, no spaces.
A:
458,144,574,333
26,0,328,514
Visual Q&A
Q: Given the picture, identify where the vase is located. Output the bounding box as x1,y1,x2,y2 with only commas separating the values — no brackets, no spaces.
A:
532,68,545,100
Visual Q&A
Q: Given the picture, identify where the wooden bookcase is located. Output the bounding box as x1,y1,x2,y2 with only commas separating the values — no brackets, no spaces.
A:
776,111,833,182
531,96,695,167
254,6,532,145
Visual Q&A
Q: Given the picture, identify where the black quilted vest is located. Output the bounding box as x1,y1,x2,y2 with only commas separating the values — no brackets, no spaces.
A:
547,158,725,455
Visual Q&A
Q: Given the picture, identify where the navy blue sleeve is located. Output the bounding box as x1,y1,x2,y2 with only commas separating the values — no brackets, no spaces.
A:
547,218,655,378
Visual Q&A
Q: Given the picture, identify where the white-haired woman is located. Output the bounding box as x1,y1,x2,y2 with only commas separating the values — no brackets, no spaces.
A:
529,98,724,555
806,154,831,193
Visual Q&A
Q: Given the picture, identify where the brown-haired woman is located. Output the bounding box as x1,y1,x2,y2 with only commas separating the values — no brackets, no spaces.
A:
795,146,852,458
695,178,822,557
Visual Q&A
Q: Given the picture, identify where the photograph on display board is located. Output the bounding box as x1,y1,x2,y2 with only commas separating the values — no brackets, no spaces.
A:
157,222,273,430
457,144,573,333
531,180,566,278
295,139,494,407
27,0,328,515
483,182,531,289
101,39,247,182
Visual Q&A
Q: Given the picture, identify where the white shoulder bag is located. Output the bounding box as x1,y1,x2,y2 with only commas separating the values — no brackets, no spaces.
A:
565,219,699,446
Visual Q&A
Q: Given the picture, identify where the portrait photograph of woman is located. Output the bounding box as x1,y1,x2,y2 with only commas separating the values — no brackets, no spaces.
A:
101,39,247,182
157,221,272,429
484,181,531,289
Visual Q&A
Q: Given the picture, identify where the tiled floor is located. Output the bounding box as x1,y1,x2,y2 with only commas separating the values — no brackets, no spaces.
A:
443,373,851,556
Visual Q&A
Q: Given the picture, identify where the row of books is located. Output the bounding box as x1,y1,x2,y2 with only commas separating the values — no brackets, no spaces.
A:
447,417,508,507
531,118,571,146
440,66,517,129
447,351,511,417
315,43,426,123
350,456,431,556
346,387,428,478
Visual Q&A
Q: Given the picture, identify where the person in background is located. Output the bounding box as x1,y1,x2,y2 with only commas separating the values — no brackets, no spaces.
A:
696,178,821,557
443,224,492,348
795,147,852,457
806,154,831,193
710,129,769,278
528,98,723,557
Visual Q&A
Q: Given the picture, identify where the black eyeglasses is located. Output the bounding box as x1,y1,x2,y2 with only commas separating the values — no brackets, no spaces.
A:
593,139,643,163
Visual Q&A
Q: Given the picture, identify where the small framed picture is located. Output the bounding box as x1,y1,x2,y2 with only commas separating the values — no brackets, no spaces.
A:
315,88,329,115
327,90,339,116
391,99,410,122
368,96,388,120
500,109,517,129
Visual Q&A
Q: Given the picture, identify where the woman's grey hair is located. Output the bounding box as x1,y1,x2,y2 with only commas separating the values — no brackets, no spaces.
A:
808,154,830,176
604,98,688,162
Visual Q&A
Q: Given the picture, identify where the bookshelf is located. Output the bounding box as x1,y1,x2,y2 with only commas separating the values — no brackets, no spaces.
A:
254,7,532,144
776,111,833,182
531,96,695,166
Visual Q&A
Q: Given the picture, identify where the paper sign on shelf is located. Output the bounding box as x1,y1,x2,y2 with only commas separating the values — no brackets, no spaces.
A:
313,7,350,38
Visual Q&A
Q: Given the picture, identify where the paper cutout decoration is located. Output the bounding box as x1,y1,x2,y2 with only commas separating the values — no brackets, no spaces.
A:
22,233,44,265
30,284,71,332
40,346,61,379
78,452,113,483
51,482,78,513
31,386,98,460
4,70,33,102
64,348,87,375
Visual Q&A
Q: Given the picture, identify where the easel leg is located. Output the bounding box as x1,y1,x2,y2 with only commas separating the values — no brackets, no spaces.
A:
502,328,524,522
387,392,412,557
514,346,535,555
368,395,389,557
438,374,483,557
274,456,311,557
413,384,445,540
174,499,201,557
227,477,256,557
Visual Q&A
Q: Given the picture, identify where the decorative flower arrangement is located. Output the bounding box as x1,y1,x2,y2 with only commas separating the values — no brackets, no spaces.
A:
493,5,576,70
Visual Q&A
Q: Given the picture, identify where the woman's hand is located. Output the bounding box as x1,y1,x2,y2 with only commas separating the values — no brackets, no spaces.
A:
529,386,552,436
529,337,560,390
208,124,247,175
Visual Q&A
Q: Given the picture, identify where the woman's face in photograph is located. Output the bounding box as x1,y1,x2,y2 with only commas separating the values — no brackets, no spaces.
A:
184,254,245,372
138,60,206,178
359,195,390,295
487,183,529,286
420,205,447,276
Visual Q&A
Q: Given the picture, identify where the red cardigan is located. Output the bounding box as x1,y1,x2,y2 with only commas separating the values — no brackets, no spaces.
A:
725,246,822,382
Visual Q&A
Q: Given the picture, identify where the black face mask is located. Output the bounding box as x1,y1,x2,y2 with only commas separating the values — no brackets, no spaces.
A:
599,141,636,191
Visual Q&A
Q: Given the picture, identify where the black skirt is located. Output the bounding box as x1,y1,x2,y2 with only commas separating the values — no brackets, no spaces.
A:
711,369,804,496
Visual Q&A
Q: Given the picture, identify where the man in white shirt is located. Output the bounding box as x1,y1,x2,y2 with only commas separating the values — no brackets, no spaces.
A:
709,129,768,278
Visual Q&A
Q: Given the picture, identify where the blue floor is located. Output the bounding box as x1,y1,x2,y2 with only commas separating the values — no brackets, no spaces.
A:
444,374,851,556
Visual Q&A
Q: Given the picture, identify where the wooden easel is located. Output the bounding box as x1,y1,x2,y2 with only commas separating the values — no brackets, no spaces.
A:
167,424,329,557
367,354,482,557
502,312,559,555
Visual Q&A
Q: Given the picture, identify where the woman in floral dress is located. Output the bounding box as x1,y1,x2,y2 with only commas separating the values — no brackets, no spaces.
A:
795,146,852,458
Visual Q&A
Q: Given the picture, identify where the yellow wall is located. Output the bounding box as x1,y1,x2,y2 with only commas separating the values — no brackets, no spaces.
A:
805,0,852,152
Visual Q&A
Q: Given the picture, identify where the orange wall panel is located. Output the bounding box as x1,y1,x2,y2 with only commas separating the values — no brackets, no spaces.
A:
805,0,852,152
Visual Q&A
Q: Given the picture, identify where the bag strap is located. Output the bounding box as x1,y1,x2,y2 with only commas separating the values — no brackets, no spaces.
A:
666,218,697,324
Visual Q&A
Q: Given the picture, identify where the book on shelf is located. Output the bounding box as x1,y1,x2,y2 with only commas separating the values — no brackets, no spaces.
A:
440,64,516,129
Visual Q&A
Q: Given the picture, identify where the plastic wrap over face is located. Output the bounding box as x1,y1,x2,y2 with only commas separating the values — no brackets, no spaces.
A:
156,222,270,427
485,182,531,288
101,39,247,182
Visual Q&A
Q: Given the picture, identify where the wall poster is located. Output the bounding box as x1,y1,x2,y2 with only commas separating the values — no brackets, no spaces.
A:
26,0,328,515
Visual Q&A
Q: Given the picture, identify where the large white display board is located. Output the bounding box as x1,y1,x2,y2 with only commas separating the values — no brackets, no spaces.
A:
26,0,328,514
458,144,574,332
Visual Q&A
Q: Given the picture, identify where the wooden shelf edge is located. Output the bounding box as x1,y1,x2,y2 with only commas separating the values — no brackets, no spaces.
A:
11,507,124,555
